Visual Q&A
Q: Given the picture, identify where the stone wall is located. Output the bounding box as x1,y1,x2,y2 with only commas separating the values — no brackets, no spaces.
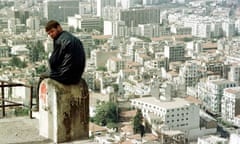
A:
39,78,89,143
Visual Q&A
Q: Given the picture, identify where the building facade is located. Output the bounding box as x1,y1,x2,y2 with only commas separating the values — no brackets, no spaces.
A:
43,0,80,23
131,97,200,133
221,87,240,123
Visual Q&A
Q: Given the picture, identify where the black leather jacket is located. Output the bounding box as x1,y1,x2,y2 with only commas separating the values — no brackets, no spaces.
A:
49,31,86,84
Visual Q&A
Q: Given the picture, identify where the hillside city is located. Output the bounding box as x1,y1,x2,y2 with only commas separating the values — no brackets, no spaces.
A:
1,0,240,143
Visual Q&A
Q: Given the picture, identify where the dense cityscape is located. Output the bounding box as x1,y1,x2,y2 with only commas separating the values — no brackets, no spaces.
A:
1,0,240,143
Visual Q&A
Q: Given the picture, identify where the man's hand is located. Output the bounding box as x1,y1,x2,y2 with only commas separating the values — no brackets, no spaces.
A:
40,72,50,79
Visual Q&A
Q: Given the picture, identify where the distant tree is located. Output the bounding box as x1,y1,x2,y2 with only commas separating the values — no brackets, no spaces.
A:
0,61,3,67
111,84,119,92
133,109,143,134
28,41,46,62
10,56,27,68
106,122,118,130
136,36,151,42
96,66,107,71
36,65,47,75
182,37,193,42
93,102,119,126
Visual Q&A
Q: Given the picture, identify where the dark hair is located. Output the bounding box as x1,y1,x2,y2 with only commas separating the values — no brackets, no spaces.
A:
45,20,60,32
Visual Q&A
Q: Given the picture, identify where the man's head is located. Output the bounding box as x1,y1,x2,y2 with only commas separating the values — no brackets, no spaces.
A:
45,20,63,39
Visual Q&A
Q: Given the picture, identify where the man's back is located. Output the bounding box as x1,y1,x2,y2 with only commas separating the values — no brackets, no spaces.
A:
49,31,86,84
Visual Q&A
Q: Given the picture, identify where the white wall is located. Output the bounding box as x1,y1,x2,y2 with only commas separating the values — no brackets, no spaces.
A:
104,21,113,35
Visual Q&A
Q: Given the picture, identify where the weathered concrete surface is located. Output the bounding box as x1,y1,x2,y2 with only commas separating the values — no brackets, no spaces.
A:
0,116,97,144
0,116,51,144
39,78,89,143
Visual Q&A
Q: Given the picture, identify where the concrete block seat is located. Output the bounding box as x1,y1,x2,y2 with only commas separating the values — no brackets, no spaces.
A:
39,78,89,143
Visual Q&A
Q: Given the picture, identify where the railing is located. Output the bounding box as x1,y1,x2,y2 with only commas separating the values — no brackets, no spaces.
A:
0,80,33,118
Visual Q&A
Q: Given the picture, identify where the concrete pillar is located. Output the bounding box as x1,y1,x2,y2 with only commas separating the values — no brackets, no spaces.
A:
39,78,89,143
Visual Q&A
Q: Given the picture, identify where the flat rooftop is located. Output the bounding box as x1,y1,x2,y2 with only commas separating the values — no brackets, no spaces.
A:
131,97,192,109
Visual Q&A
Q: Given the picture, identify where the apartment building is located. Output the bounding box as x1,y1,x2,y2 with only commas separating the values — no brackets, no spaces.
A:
164,42,185,62
228,64,240,85
106,57,125,73
131,97,200,132
43,0,79,22
97,0,116,17
125,37,143,61
222,20,235,38
135,52,151,65
211,21,223,38
120,0,143,9
201,61,225,77
144,58,167,69
13,10,30,25
120,7,161,27
26,16,40,32
198,79,237,115
0,44,10,58
102,6,120,21
221,87,240,123
68,14,102,32
79,1,95,15
138,24,160,38
170,24,192,35
104,20,128,37
90,49,119,68
0,17,8,31
183,16,211,38
179,61,201,87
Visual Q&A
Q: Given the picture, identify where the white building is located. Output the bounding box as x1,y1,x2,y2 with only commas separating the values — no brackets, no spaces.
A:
102,6,120,21
197,22,211,39
235,19,240,35
222,20,235,38
68,14,102,32
221,87,240,123
26,16,40,32
179,60,201,87
106,57,125,73
11,44,29,56
197,135,228,144
142,0,162,5
211,21,223,38
97,0,116,17
131,97,200,137
229,133,240,144
228,64,240,85
138,24,160,38
90,49,119,68
103,20,127,37
198,79,238,115
120,0,142,9
164,42,185,62
79,1,94,15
